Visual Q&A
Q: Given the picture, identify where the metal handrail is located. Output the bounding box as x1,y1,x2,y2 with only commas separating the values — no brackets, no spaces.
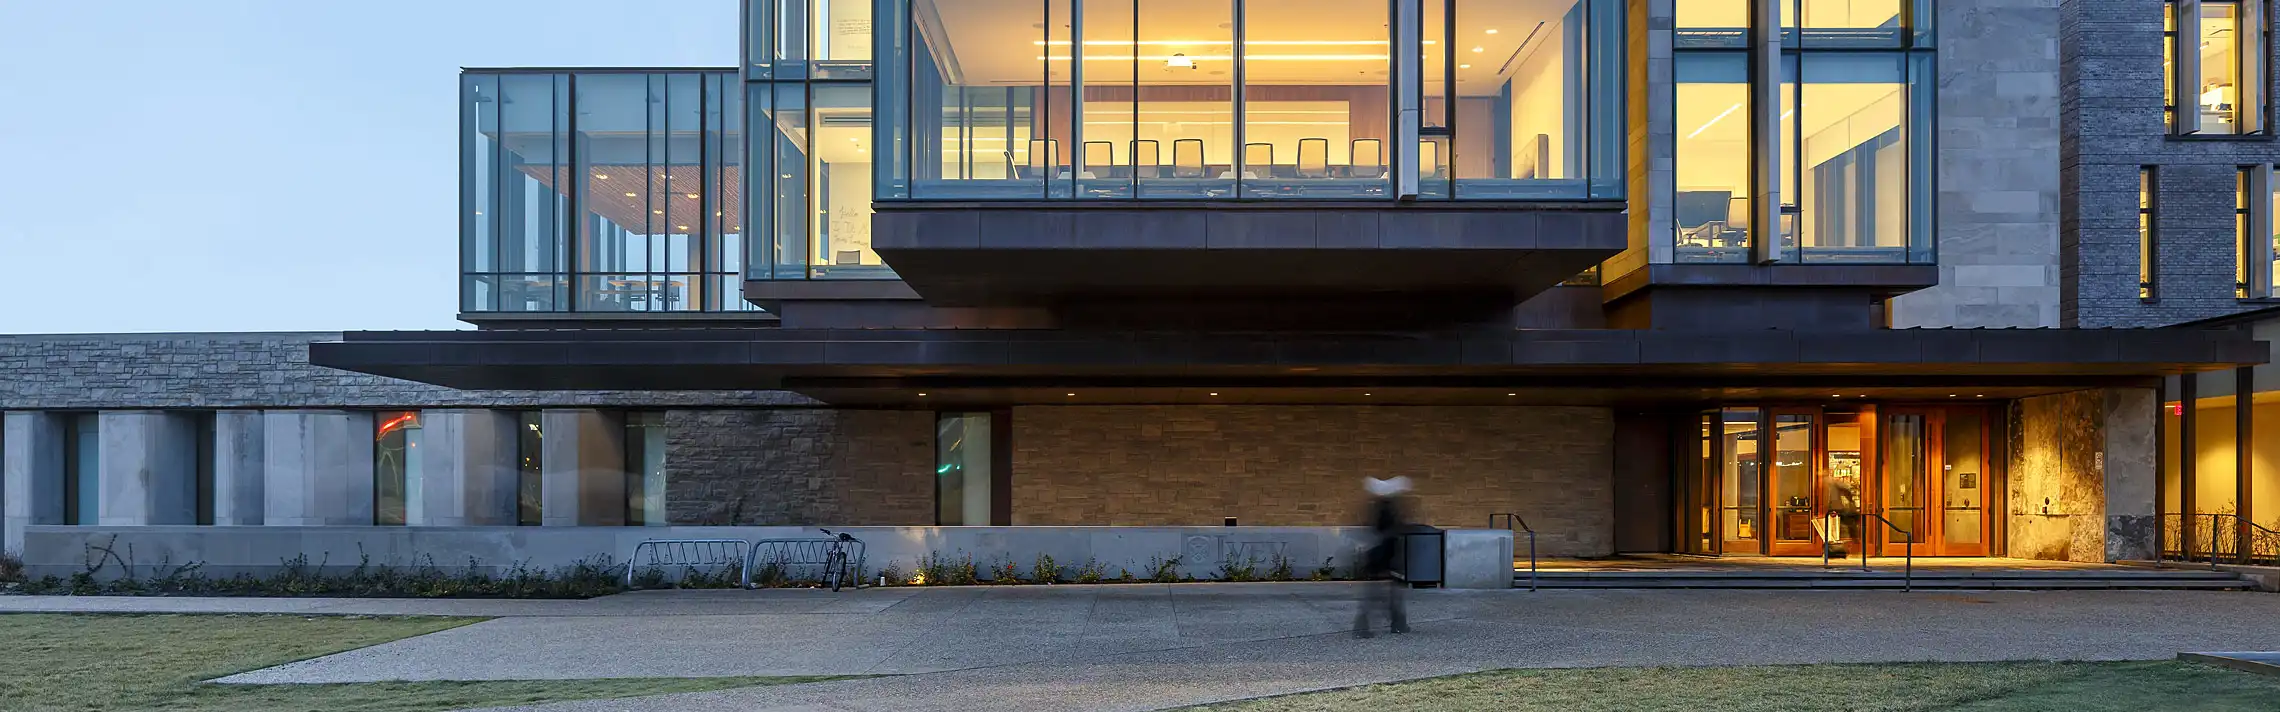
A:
2162,513,2280,567
1858,511,1915,592
1490,513,1537,592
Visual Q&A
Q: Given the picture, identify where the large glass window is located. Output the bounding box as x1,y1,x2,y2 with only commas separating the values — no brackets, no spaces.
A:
812,87,883,276
194,412,216,526
2143,166,2159,301
2170,1,2269,136
887,0,1619,202
1719,408,1763,549
1673,1,1931,265
936,412,995,525
1787,53,1911,263
625,413,669,526
463,71,751,312
374,412,422,527
1675,53,1752,264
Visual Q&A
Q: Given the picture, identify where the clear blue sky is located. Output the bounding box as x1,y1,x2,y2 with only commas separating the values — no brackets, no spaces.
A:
0,1,736,333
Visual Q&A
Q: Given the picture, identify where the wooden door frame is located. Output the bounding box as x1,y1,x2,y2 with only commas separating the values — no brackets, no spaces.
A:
1932,405,1994,557
1765,408,1824,557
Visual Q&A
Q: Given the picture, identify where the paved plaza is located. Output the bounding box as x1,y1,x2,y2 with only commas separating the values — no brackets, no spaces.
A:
8,584,2280,711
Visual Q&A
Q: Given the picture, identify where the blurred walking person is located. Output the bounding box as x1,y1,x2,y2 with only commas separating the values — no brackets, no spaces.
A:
1354,476,1411,637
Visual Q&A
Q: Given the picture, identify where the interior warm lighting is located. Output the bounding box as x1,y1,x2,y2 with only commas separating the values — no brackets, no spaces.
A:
1485,28,1499,34
653,209,664,214
676,225,689,230
1459,64,1471,69
595,174,609,179
1471,46,1484,53
1042,54,1386,62
1035,39,1388,47
1506,393,1516,396
918,392,928,397
1209,392,1219,396
1066,392,1076,396
685,193,699,199
624,192,638,197
1166,53,1196,69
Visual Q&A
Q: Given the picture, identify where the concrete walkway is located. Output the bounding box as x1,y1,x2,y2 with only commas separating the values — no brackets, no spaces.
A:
11,584,2280,711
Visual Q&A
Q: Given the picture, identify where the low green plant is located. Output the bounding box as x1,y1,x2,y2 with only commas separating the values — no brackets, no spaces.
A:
991,557,1024,584
877,563,905,586
1032,553,1063,583
1073,557,1108,584
1148,555,1183,583
1266,553,1295,582
0,551,24,583
1217,555,1260,582
11,541,646,599
1310,557,1338,581
1118,568,1135,583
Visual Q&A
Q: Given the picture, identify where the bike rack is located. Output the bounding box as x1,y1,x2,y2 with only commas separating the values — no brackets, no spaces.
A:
742,537,868,589
624,538,750,588
1489,513,1537,592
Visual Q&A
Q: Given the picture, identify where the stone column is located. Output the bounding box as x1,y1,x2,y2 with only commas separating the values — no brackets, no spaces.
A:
541,409,625,527
413,409,518,527
262,410,376,526
3,412,65,553
211,411,266,525
2103,387,2159,561
96,411,199,525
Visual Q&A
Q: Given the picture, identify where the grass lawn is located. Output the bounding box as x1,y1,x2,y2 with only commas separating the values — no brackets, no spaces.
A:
1199,660,2280,712
0,613,846,711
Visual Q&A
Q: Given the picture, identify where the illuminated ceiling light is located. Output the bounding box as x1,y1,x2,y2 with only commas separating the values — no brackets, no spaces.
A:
653,209,664,214
625,192,638,197
1209,392,1219,396
1687,102,1744,139
595,174,609,179
676,225,689,230
1506,393,1516,396
918,392,928,397
1459,64,1471,69
1166,52,1196,69
1485,28,1499,34
1066,392,1076,397
686,193,699,199
1471,46,1484,53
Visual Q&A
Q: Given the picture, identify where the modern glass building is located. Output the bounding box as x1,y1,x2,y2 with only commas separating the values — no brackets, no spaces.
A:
10,1,2280,578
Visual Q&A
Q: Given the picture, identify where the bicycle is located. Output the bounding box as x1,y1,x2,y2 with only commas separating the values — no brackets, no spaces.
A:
819,528,861,592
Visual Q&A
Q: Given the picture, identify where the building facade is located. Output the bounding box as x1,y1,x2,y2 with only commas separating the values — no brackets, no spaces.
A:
6,1,2278,579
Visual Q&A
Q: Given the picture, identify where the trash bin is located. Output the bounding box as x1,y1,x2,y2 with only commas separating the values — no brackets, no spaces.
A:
1388,524,1445,588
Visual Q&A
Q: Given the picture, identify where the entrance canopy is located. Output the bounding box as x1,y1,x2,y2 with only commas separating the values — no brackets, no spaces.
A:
311,327,2265,406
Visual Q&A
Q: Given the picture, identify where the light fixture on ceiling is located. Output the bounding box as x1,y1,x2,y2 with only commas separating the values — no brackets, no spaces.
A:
676,225,688,230
1067,392,1076,397
686,193,698,199
918,392,928,397
624,192,637,197
1209,392,1219,396
1485,28,1499,34
1459,64,1471,69
595,174,609,179
652,209,663,214
1471,46,1484,53
1166,53,1196,70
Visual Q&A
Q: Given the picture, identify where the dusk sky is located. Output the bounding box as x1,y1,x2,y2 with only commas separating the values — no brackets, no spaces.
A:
0,1,736,333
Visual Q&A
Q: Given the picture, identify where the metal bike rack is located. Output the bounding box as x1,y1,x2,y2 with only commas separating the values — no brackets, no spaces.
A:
742,537,868,589
623,538,749,588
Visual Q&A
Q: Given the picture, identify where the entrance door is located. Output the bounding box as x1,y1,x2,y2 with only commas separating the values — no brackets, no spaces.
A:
1879,409,1931,555
1766,409,1822,556
1936,409,1991,556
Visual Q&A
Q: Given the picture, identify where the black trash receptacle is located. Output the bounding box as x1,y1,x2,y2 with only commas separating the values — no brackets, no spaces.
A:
1387,524,1445,588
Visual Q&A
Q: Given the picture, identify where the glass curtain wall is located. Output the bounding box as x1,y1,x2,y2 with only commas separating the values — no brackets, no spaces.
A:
885,0,1621,201
1673,0,1932,265
462,71,753,311
745,0,886,280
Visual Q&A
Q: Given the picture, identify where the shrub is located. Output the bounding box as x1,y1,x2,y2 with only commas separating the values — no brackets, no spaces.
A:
1032,553,1062,584
1217,555,1260,582
1310,558,1338,581
990,557,1024,584
1073,558,1108,584
0,551,24,583
876,563,904,586
1266,553,1295,582
1147,555,1182,583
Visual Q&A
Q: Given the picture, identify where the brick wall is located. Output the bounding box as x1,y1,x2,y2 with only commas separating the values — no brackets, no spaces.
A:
2060,0,2280,327
1008,406,1616,556
663,409,934,526
0,332,810,410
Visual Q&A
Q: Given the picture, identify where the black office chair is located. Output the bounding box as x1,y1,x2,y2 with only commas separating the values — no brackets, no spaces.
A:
1295,138,1329,179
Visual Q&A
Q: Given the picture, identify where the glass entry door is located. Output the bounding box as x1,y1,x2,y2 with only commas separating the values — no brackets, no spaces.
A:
1767,410,1822,556
1878,410,1930,556
1937,409,1990,556
1875,407,1994,556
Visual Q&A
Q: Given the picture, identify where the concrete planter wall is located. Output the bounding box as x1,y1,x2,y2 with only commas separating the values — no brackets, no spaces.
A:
21,525,1517,589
